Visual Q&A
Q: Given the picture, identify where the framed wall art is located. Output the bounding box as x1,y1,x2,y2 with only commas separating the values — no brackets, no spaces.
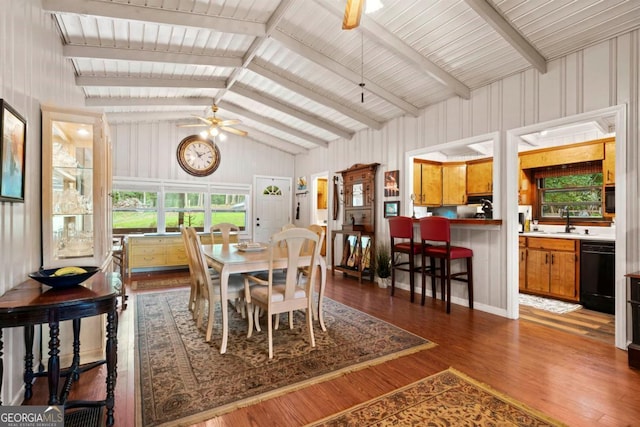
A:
384,201,400,218
384,170,399,197
0,99,26,202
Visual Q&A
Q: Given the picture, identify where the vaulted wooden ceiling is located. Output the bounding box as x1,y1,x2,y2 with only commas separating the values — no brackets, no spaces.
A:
43,0,640,154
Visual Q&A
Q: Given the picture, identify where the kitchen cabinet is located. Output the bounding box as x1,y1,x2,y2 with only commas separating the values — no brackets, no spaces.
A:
413,160,442,206
604,139,615,185
41,104,112,269
519,237,527,291
466,158,492,195
523,237,579,301
627,272,640,369
442,163,466,205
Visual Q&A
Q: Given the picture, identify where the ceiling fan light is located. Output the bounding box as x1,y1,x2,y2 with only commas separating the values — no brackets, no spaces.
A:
199,130,208,138
218,133,227,141
366,0,383,14
210,127,220,136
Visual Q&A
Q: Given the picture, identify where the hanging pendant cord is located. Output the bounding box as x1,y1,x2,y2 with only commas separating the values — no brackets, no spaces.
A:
359,31,365,103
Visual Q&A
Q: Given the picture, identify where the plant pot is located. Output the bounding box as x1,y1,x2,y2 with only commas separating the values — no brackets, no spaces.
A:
377,276,390,289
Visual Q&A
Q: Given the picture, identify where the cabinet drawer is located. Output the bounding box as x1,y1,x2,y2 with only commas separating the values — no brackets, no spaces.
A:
130,237,169,246
131,245,165,256
131,254,167,267
527,237,576,252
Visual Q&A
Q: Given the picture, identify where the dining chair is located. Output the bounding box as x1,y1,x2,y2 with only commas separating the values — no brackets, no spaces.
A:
210,222,239,245
419,216,474,313
388,216,423,303
243,227,320,359
186,227,247,343
303,224,326,331
180,226,200,317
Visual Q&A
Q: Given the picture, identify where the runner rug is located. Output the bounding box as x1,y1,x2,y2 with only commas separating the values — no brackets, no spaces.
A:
130,276,191,291
307,368,567,426
136,289,436,427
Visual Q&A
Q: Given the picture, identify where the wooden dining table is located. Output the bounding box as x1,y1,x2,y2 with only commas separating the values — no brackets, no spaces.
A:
201,243,327,354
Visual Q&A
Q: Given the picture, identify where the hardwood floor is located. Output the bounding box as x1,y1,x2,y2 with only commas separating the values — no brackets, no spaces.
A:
25,271,640,426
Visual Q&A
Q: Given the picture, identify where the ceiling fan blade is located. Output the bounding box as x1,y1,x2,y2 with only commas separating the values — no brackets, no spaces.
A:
342,0,364,30
219,119,241,126
194,115,213,125
220,126,248,136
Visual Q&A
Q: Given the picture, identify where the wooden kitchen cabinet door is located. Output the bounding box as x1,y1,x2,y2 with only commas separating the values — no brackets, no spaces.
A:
442,163,466,205
467,159,492,195
525,248,550,293
421,162,442,206
549,251,578,298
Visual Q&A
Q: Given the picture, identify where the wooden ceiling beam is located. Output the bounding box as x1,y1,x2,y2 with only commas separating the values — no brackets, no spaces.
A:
272,30,419,117
464,0,546,73
76,76,226,89
219,101,329,148
63,45,242,68
232,84,354,140
248,62,382,130
42,0,265,36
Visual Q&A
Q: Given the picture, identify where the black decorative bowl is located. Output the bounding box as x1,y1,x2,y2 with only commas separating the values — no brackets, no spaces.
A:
29,267,99,289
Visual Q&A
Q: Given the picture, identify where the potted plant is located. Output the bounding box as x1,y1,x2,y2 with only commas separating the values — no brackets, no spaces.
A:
375,242,392,288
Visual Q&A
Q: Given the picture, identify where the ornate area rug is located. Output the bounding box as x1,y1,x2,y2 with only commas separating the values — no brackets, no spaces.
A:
519,293,582,314
307,368,567,426
130,276,191,291
136,290,435,427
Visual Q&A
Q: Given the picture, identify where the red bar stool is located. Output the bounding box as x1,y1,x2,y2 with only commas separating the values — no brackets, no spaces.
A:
388,216,422,303
419,216,474,313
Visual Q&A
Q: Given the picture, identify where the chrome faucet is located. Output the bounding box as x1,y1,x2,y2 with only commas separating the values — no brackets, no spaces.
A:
564,206,575,233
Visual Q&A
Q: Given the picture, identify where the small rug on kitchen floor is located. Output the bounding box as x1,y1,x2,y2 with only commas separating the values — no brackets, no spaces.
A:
306,368,567,427
135,289,436,427
519,293,582,314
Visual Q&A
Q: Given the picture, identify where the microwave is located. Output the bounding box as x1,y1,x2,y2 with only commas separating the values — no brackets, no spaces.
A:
605,187,615,213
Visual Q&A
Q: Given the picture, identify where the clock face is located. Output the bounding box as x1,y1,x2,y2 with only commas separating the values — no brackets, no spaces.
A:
176,135,221,177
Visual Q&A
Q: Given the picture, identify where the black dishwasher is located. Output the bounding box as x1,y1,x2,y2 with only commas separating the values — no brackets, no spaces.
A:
580,241,615,314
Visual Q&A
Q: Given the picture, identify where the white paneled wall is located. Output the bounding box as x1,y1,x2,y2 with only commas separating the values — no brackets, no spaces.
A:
111,122,295,183
0,0,87,405
295,32,640,320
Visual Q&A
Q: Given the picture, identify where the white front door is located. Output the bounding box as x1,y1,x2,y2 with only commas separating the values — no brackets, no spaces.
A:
253,176,292,243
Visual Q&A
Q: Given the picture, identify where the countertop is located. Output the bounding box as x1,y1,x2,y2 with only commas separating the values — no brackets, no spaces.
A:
520,230,615,242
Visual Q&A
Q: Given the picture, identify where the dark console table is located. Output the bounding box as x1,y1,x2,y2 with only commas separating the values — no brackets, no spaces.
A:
626,271,640,369
0,273,118,426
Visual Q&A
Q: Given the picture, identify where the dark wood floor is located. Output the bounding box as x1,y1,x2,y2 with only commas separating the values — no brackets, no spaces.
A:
26,271,640,426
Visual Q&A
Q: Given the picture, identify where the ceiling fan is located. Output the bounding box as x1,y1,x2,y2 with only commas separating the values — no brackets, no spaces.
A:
179,104,248,137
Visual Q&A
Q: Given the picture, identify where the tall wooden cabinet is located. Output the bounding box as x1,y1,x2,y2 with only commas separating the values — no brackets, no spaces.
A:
41,104,113,269
331,163,379,283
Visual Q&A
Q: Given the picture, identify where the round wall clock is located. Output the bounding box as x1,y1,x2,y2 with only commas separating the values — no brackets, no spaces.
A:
176,135,221,177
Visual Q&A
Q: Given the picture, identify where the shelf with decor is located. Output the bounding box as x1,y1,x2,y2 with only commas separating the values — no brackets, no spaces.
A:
331,163,379,283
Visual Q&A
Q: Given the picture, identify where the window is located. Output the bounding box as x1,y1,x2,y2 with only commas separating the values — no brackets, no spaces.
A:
165,191,205,232
112,179,251,234
210,193,247,230
112,190,159,234
536,163,603,218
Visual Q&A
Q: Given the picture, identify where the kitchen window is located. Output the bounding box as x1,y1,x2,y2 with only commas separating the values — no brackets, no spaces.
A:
535,162,603,218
